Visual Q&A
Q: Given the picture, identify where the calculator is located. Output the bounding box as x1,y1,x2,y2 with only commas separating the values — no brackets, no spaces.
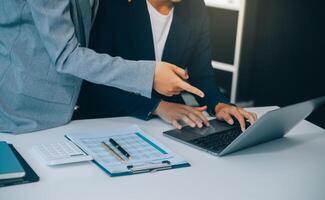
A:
32,141,93,166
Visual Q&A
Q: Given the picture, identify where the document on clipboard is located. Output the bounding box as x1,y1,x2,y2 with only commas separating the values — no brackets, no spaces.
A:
65,125,190,177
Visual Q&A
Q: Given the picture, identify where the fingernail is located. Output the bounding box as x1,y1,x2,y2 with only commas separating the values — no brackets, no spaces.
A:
228,119,234,125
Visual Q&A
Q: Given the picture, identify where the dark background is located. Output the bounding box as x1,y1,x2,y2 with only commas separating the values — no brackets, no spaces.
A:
208,0,325,128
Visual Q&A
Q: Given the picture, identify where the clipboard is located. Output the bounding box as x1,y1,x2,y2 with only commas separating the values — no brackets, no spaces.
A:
66,125,190,177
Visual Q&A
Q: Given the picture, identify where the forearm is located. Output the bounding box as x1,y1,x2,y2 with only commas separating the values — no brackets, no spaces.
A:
27,0,155,98
191,77,228,114
129,98,161,120
59,46,156,98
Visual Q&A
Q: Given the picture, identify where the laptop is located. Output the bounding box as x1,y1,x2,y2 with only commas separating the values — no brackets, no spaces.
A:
163,96,325,156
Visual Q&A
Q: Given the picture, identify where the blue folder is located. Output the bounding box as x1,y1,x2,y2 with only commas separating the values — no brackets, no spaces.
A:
0,143,40,187
0,141,25,180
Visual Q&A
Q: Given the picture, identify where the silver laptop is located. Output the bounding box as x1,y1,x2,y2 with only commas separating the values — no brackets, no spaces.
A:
163,96,325,156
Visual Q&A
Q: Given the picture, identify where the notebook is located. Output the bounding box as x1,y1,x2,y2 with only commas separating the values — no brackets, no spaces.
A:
0,144,40,187
0,141,25,180
66,125,190,177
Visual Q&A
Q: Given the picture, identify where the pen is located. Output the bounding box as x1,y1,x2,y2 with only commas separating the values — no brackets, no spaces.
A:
109,138,131,159
101,142,124,161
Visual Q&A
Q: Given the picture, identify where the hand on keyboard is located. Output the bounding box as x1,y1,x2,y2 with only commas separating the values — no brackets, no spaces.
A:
215,103,257,132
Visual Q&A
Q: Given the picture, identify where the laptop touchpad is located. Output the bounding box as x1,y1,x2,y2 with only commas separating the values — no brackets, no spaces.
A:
164,119,235,142
184,119,233,136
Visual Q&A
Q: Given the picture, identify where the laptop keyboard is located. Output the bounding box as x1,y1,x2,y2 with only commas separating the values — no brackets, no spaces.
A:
189,128,242,153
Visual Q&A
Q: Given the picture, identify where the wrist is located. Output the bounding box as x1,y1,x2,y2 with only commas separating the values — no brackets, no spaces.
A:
215,102,237,113
152,100,164,116
215,103,228,113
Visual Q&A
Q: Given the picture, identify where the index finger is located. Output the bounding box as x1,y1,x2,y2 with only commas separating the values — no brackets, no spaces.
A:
238,109,255,125
178,80,205,98
230,109,246,132
186,106,210,127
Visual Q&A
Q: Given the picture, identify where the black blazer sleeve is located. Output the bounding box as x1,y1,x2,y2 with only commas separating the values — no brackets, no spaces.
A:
108,88,161,121
187,0,229,115
129,96,161,120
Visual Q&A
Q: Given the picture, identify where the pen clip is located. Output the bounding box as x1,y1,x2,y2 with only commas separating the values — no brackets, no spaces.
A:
127,160,171,174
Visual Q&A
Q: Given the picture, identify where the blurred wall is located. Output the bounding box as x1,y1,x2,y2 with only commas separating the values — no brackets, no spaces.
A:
208,0,325,127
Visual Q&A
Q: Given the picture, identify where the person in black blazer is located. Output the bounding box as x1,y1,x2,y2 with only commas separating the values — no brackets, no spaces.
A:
75,0,256,130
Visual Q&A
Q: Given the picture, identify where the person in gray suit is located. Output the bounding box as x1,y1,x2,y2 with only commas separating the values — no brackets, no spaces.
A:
0,0,204,134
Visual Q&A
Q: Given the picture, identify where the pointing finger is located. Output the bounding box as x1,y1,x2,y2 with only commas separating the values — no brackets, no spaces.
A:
178,80,205,98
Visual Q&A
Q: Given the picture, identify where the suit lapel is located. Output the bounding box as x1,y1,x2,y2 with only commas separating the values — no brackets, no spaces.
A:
77,0,92,46
162,4,191,69
91,0,99,26
70,0,92,46
128,0,155,60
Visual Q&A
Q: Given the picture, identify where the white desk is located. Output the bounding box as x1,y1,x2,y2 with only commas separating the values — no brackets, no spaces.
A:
1,107,325,200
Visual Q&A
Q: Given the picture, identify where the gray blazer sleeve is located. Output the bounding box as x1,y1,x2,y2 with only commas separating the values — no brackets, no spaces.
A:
27,0,155,98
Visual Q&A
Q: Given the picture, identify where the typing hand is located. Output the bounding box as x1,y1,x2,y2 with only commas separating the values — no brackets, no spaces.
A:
153,62,205,98
215,103,257,132
153,101,210,129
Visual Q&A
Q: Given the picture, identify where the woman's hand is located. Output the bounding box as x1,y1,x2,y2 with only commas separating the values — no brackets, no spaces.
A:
153,62,205,98
153,101,210,129
215,103,257,132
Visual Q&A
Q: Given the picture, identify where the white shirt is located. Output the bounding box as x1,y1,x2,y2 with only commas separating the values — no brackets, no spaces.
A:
146,1,198,107
146,1,174,61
